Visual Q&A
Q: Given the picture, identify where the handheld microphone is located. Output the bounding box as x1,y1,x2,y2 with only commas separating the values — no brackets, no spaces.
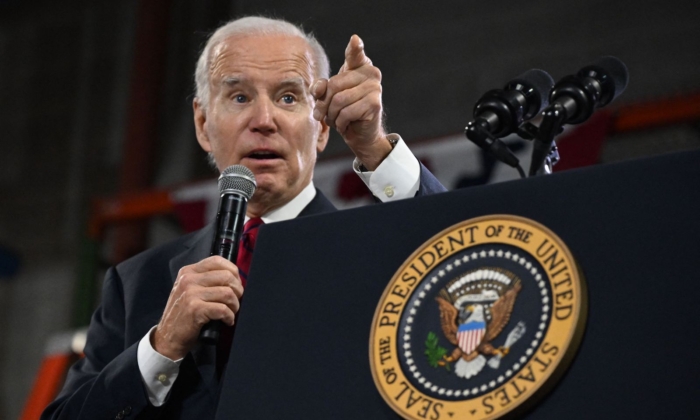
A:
200,165,256,344
466,69,554,167
530,56,629,175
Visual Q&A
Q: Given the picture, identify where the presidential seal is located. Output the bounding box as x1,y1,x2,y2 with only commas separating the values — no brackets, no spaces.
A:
370,215,587,420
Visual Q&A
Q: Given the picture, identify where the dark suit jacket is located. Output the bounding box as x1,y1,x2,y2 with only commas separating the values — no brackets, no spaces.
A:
42,167,445,420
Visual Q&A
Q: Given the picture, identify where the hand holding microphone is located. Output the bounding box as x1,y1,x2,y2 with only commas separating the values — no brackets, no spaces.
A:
200,165,257,343
153,165,256,359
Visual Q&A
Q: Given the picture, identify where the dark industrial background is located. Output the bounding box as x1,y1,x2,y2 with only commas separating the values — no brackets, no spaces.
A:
1,0,698,418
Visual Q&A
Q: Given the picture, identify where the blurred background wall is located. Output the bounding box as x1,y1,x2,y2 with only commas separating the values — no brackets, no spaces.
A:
0,0,698,418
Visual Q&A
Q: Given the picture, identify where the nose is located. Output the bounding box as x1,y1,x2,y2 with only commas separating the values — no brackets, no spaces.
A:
248,97,277,134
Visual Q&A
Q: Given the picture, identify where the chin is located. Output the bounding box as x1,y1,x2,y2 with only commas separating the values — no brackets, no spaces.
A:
250,176,286,197
251,170,282,183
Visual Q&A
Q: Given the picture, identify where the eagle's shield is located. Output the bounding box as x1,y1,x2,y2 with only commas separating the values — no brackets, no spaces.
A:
457,320,486,354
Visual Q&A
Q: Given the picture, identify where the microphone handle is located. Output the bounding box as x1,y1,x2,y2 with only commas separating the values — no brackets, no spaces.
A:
199,193,247,344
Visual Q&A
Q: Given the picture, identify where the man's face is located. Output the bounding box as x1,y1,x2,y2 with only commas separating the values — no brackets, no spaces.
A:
194,34,329,215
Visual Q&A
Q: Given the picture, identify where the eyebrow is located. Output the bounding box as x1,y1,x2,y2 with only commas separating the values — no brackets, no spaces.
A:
221,76,308,90
222,77,242,87
277,77,307,90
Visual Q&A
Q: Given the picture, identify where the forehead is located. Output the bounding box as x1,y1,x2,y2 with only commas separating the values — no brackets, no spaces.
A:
209,34,316,86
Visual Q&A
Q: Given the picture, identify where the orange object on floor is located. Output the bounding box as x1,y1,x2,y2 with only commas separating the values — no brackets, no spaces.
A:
19,353,77,420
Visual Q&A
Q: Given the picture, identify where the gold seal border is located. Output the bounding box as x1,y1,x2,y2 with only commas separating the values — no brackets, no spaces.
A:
369,214,588,420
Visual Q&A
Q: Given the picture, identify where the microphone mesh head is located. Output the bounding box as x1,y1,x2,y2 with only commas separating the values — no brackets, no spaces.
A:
218,165,256,199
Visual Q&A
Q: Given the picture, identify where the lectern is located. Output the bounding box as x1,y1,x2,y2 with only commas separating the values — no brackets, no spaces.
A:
217,149,700,419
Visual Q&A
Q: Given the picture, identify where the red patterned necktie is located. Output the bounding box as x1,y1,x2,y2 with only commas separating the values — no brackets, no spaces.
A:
217,217,264,377
236,217,264,287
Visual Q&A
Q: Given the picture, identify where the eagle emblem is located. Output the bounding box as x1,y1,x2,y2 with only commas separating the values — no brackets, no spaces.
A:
434,267,524,379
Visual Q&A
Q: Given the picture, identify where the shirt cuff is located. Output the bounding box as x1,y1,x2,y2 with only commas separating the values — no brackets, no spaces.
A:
353,134,420,202
137,326,183,407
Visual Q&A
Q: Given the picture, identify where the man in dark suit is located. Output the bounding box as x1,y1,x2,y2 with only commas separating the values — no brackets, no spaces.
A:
43,16,445,419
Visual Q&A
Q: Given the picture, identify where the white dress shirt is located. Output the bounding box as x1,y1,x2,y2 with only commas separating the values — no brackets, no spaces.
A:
137,136,420,405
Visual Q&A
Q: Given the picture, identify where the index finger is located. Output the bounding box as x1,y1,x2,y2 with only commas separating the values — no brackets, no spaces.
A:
343,34,372,71
192,255,239,275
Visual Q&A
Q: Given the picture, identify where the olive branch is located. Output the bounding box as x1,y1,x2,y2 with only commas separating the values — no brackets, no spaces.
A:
425,332,450,372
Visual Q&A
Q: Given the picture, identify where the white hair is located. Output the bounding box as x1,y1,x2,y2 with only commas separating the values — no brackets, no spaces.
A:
194,16,330,110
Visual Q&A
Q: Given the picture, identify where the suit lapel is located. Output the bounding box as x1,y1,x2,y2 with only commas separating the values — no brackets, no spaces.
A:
168,225,219,393
168,224,214,283
298,188,337,218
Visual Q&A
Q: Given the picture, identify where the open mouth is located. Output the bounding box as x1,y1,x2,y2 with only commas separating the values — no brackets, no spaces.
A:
246,150,281,160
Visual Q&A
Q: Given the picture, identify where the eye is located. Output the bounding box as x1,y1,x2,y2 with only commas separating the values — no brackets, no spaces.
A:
281,94,296,104
233,94,247,103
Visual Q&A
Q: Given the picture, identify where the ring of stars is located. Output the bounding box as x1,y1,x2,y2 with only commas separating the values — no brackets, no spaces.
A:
400,247,550,399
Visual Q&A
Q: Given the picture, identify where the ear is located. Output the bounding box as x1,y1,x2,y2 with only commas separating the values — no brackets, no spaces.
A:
193,98,211,153
316,118,330,154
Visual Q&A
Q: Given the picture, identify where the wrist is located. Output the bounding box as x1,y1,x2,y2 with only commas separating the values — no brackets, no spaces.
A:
152,328,185,361
356,134,397,171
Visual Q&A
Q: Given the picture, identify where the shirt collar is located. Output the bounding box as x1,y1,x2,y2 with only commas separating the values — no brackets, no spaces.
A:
245,181,316,225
